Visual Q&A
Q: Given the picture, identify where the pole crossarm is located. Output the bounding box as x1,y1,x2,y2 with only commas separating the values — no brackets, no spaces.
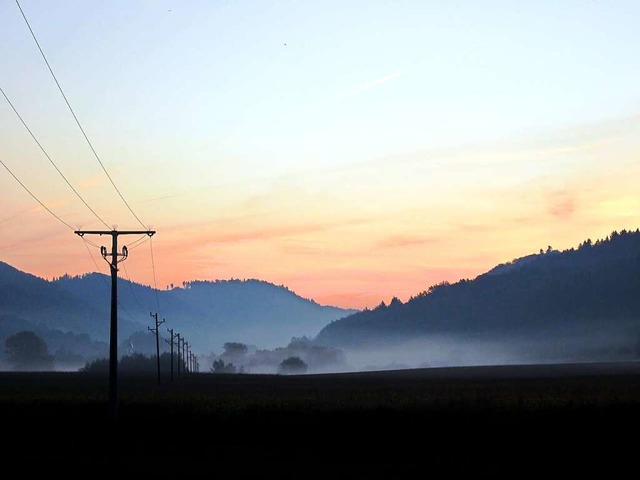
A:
75,230,155,236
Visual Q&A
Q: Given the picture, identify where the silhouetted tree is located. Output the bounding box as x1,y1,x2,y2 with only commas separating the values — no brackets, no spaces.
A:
80,352,179,374
211,359,236,373
287,336,313,348
120,353,157,373
278,356,307,374
220,342,248,370
223,342,248,356
5,331,54,371
389,297,403,307
80,357,108,373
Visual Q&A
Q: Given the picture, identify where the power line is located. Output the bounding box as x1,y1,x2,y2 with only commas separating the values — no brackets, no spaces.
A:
121,261,145,314
13,4,166,384
81,237,109,278
126,234,151,250
1,150,108,277
1,86,111,230
16,0,148,230
81,236,102,249
1,154,112,280
1,159,75,230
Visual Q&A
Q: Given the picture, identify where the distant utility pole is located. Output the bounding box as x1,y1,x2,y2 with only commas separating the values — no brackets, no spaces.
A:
148,312,165,385
165,328,176,382
75,229,155,420
176,333,182,378
181,337,186,375
186,343,191,374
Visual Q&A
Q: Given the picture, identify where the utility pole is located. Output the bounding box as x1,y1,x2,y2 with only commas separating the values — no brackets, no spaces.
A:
148,312,165,385
74,229,155,420
181,337,186,375
165,328,176,382
176,333,182,378
186,342,190,374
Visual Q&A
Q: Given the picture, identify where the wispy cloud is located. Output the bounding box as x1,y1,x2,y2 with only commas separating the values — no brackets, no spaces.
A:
159,216,377,252
547,191,577,220
136,192,187,204
78,175,108,190
377,234,439,249
356,71,404,91
211,217,375,244
338,71,404,99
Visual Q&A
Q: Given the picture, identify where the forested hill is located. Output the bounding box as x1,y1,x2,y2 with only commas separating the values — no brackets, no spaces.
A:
0,263,355,352
315,229,640,348
52,276,355,349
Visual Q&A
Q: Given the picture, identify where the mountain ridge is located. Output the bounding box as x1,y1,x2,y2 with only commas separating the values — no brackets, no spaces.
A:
315,229,640,365
0,263,357,356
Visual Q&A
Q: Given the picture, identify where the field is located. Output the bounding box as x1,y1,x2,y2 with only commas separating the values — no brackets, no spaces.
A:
2,362,640,476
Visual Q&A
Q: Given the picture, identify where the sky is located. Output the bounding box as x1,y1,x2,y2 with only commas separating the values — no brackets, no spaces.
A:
1,1,639,309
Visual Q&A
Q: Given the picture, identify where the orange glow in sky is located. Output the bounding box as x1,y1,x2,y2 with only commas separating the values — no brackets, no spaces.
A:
2,2,640,309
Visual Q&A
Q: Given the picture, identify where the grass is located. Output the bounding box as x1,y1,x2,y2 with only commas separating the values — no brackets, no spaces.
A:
2,362,640,476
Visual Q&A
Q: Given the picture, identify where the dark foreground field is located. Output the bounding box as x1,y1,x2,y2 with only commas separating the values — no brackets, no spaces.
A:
2,362,640,477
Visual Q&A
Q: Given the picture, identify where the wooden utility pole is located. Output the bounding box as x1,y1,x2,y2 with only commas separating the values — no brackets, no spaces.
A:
148,312,165,385
165,328,176,382
74,229,155,419
176,333,182,378
181,337,186,375
185,342,190,374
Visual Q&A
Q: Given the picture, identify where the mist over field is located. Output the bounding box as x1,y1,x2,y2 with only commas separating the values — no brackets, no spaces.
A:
338,324,639,372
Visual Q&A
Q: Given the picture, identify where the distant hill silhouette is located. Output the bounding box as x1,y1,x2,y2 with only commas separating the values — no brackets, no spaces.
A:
315,229,640,363
0,263,356,362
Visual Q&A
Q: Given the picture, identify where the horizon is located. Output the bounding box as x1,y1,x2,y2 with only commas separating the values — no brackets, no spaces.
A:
2,2,640,309
4,226,636,311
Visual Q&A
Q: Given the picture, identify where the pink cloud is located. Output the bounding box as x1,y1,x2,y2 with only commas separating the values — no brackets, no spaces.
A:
547,191,577,220
377,234,439,249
